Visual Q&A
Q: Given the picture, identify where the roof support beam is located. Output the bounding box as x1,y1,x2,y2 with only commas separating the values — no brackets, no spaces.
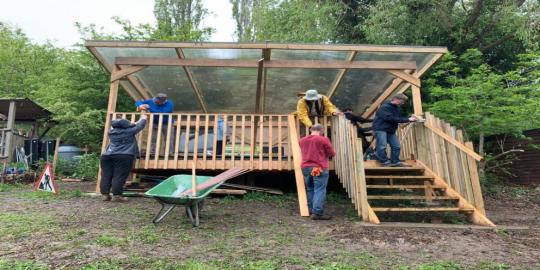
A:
387,70,421,87
111,65,146,82
255,59,265,113
361,53,443,119
87,47,145,101
115,57,417,70
86,41,448,53
327,51,357,98
176,48,208,113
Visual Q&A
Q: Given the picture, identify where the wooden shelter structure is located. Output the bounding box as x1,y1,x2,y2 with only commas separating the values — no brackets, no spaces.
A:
0,98,52,163
86,41,493,226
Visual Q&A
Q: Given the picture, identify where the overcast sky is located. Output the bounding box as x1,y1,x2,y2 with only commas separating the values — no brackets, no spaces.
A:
0,0,236,48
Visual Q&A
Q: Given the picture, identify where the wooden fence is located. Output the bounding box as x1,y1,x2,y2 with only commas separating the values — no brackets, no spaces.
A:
396,112,485,214
331,116,378,223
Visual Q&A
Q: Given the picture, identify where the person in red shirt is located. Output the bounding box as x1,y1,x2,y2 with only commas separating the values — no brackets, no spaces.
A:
299,124,336,220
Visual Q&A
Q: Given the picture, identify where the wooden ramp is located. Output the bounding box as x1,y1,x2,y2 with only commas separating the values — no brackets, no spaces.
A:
331,115,494,227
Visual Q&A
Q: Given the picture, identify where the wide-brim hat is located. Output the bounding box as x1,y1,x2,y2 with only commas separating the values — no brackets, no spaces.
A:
303,89,322,101
154,93,168,101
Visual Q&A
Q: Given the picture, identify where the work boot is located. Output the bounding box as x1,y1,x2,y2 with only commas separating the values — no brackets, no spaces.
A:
101,194,111,201
310,214,332,220
381,161,392,167
111,195,128,202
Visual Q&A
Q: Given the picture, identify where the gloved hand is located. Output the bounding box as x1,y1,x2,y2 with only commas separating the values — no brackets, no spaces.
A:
310,167,322,177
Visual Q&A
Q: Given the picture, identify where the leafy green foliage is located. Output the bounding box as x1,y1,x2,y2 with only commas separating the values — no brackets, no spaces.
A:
362,0,539,70
250,0,346,42
426,49,540,141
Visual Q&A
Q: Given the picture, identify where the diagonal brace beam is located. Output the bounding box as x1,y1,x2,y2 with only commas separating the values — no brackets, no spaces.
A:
176,48,208,113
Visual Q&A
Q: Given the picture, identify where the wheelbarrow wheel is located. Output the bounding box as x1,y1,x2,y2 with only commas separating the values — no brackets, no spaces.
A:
185,202,200,227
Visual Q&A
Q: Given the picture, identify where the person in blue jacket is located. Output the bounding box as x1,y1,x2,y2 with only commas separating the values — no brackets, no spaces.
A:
135,93,174,156
372,94,417,167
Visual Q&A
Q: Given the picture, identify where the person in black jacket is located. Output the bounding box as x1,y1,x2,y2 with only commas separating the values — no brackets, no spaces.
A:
373,94,417,166
100,115,147,202
343,108,373,151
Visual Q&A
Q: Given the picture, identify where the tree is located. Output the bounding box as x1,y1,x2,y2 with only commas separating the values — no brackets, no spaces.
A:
248,0,346,42
333,0,376,43
231,0,260,41
425,49,540,178
362,0,540,70
153,0,214,40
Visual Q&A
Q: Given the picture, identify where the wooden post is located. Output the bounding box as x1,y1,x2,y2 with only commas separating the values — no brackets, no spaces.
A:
5,101,16,163
96,75,120,193
355,138,369,221
465,141,486,215
287,115,309,217
411,85,423,116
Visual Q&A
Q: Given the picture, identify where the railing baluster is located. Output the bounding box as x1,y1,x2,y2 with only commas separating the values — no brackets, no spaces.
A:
231,115,237,168
144,115,154,169
221,116,227,169
202,114,210,169
153,114,164,168
240,115,246,168
259,115,264,170
287,116,292,170
250,115,255,170
183,114,191,169
212,114,218,170
163,114,173,169
268,115,273,170
193,115,201,168
278,116,283,170
174,114,181,169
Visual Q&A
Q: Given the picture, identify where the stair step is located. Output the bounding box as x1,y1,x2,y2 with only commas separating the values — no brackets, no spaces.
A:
372,207,474,212
366,185,446,189
367,195,458,200
365,166,424,172
366,175,433,180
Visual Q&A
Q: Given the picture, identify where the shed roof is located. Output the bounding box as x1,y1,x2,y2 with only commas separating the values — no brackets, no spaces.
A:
0,98,52,121
85,41,446,114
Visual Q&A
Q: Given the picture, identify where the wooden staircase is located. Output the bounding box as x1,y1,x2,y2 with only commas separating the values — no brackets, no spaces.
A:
329,115,494,226
364,160,475,217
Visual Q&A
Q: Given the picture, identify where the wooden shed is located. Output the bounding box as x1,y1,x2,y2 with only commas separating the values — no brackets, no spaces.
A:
0,98,52,163
86,41,493,226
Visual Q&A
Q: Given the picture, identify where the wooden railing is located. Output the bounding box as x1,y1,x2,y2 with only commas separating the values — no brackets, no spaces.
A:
106,112,337,171
331,116,378,223
397,112,485,214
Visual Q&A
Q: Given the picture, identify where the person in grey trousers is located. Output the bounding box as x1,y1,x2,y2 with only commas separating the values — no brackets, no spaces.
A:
100,115,147,202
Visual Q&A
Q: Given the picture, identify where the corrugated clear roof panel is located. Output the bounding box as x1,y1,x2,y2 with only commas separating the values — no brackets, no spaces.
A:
190,67,258,113
355,52,434,70
135,66,201,111
182,49,262,59
332,69,394,114
264,69,340,113
95,47,177,65
271,50,348,60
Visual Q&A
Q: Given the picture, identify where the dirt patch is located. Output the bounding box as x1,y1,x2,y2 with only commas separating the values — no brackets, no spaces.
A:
0,182,539,269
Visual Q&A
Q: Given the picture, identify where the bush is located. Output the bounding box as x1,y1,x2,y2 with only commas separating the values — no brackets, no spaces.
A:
55,153,100,181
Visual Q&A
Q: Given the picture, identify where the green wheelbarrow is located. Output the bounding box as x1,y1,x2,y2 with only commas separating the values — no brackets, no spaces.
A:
145,168,249,227
145,174,215,227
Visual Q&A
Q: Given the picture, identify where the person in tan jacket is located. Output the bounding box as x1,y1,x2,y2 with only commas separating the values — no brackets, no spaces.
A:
296,89,341,128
